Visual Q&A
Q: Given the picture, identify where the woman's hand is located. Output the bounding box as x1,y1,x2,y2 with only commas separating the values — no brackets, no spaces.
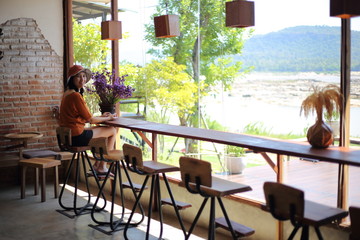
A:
101,112,116,120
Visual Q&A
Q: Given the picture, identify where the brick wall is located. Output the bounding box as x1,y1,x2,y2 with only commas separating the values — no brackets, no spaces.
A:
0,18,64,159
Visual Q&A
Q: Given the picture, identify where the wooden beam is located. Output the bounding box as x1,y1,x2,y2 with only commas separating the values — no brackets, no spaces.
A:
63,0,74,87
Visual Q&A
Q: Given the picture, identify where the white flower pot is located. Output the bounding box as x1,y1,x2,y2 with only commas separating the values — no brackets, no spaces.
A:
225,156,247,174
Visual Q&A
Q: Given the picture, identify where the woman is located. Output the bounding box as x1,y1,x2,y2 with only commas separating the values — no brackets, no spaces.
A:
59,65,116,174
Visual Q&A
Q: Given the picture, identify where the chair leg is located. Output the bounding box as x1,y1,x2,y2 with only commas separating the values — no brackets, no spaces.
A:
54,166,59,198
300,225,309,240
314,227,323,240
288,225,300,240
217,197,238,239
40,168,46,202
162,173,187,236
186,198,209,239
124,175,150,240
121,160,146,224
145,175,157,240
208,197,216,240
34,167,39,196
156,174,164,239
21,166,27,199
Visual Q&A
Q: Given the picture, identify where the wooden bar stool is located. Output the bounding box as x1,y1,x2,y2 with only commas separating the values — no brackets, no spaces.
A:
263,181,348,240
87,138,145,235
55,127,105,218
179,156,254,240
122,143,187,240
19,158,61,202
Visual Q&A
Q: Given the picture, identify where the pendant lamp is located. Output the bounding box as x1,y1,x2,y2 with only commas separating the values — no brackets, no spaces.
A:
330,0,360,18
226,0,255,28
101,20,122,40
154,14,180,38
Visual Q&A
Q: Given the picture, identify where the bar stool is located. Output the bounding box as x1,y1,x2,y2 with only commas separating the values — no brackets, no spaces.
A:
179,156,254,240
55,127,105,218
350,206,360,240
87,137,145,235
263,181,348,240
122,143,187,240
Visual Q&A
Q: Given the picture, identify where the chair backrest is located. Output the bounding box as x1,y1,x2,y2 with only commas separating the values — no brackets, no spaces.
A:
179,157,212,188
350,206,360,240
88,137,109,159
122,143,143,168
56,127,72,151
263,182,304,224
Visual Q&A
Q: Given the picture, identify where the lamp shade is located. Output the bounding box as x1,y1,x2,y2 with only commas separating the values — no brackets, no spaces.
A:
101,20,122,40
154,15,180,38
226,0,255,28
330,0,360,18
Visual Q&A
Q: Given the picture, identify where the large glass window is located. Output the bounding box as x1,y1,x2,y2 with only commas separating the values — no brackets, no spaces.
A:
71,0,360,210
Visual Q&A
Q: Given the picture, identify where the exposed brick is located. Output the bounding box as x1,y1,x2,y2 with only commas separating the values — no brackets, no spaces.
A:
1,18,63,154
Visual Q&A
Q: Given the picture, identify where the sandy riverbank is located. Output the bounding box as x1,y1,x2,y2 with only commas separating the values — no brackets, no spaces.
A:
230,72,360,107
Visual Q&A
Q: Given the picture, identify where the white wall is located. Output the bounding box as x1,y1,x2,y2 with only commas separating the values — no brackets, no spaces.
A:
0,0,63,56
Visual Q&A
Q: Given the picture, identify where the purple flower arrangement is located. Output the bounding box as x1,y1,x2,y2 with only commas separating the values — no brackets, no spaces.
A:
87,69,135,105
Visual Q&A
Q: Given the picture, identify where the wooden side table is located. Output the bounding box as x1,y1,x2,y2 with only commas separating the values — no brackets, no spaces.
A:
19,158,61,202
4,132,43,159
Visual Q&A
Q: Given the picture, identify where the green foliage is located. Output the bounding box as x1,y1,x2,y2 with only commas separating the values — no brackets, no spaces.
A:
138,57,199,119
237,26,360,72
145,0,252,91
73,19,109,70
243,122,305,140
225,145,246,157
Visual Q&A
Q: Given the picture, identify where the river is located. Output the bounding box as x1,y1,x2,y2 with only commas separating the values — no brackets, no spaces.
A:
202,72,360,137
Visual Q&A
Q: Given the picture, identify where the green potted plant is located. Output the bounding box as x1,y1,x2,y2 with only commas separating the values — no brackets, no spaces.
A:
300,84,342,148
224,145,247,174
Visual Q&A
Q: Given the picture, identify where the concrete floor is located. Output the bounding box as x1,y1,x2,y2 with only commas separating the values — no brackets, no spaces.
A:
0,182,235,240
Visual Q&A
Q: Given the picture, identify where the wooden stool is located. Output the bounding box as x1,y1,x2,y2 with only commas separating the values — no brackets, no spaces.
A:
19,158,61,202
179,156,254,240
88,138,144,234
263,181,348,240
123,144,187,240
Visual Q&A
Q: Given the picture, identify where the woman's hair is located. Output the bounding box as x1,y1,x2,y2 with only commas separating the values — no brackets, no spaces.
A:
67,76,84,95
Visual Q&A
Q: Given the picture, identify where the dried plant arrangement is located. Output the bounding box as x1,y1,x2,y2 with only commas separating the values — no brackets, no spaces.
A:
300,84,343,122
300,84,343,148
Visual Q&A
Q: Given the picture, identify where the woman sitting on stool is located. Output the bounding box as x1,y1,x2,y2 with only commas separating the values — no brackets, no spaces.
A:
59,65,116,174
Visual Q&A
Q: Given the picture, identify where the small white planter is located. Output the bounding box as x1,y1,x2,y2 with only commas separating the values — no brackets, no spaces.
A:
327,120,340,137
225,156,247,174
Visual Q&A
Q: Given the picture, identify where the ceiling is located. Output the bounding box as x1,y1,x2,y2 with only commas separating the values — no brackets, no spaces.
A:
72,0,125,21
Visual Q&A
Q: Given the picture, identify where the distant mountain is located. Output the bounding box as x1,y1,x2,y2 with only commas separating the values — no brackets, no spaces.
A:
235,26,360,72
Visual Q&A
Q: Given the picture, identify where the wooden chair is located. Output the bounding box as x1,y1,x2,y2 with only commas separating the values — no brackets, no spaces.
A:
263,181,348,240
87,137,145,235
122,143,187,240
179,156,255,240
349,206,360,240
55,127,105,218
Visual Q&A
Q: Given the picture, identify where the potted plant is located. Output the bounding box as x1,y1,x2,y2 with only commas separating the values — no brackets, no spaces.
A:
300,84,343,148
224,145,247,174
86,69,135,114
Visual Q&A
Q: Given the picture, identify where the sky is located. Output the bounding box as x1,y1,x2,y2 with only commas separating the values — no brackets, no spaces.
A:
117,0,360,35
253,0,360,34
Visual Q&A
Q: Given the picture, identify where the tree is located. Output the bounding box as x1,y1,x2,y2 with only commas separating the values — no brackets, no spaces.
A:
120,58,198,155
145,0,252,152
73,19,109,70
